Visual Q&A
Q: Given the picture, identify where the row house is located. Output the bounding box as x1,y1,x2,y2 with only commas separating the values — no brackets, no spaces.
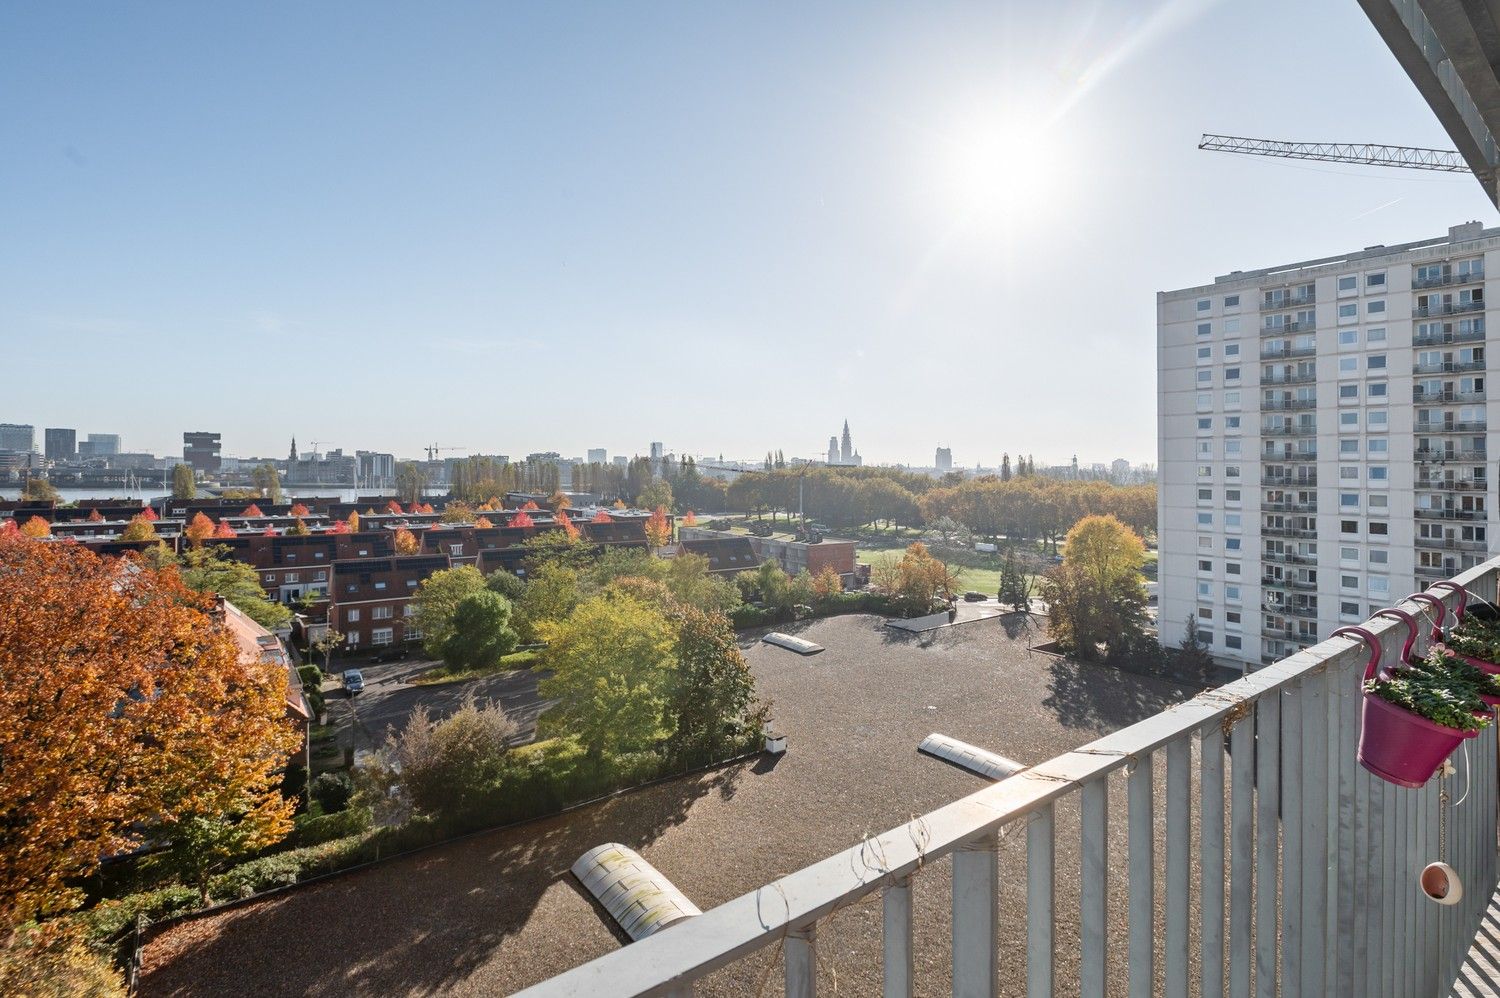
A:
331,554,450,649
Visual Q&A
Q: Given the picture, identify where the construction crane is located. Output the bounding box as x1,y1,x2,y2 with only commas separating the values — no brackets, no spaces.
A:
308,439,332,460
425,444,466,462
1198,133,1468,173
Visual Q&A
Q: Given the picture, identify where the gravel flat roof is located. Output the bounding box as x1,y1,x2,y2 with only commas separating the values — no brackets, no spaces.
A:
141,613,1198,997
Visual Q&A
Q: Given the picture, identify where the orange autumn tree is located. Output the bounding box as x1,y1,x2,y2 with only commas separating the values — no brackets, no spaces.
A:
0,540,300,922
385,500,403,514
241,503,263,518
474,516,494,529
510,510,535,529
591,510,613,524
644,506,671,550
212,521,237,539
289,503,311,517
682,510,697,526
329,518,351,535
557,510,580,541
393,527,420,555
184,512,215,547
520,500,541,512
20,516,50,539
87,508,104,522
141,507,159,522
346,510,360,531
0,521,18,540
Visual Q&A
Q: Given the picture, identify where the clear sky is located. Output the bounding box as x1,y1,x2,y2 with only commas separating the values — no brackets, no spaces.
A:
2,0,1493,468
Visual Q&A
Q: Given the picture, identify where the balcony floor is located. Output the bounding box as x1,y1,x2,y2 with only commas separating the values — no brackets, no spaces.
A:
1455,880,1500,997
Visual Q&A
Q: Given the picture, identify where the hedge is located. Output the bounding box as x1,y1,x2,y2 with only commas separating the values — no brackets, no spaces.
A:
287,806,371,849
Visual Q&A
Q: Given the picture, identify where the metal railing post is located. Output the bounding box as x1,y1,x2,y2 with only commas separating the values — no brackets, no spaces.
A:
882,876,913,998
952,832,997,998
1027,805,1055,998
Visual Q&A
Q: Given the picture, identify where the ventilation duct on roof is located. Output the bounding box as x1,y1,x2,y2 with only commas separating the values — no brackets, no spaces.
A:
918,733,1025,782
571,843,701,942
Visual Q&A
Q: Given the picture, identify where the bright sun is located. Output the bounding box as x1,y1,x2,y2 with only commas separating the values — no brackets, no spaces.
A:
938,110,1064,225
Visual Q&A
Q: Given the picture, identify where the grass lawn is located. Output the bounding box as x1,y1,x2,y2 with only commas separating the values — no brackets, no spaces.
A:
409,649,540,686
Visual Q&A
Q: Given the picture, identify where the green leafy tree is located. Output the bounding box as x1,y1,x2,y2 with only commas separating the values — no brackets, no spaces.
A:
637,478,674,512
998,547,1032,611
177,546,292,631
1179,614,1213,668
395,461,428,506
18,478,59,502
442,590,519,670
485,569,527,602
251,462,283,504
539,594,677,758
667,605,764,760
515,563,581,642
1041,515,1149,661
411,565,486,658
520,529,593,573
171,463,197,500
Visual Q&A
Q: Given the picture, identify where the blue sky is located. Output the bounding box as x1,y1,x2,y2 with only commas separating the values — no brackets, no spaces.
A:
1,0,1492,468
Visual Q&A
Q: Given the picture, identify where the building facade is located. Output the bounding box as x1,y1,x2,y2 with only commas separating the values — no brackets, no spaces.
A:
43,428,75,461
183,432,222,474
0,423,35,453
78,433,121,458
1159,220,1497,670
935,447,953,473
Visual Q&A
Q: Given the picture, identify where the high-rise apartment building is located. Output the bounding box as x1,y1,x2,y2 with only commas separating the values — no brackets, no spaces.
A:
935,446,953,472
1159,221,1496,671
44,428,76,461
0,423,35,453
587,448,607,465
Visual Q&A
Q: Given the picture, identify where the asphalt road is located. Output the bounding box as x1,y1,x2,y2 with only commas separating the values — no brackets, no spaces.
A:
329,657,551,754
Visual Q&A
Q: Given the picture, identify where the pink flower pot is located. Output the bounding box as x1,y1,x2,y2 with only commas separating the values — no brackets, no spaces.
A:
1359,692,1477,789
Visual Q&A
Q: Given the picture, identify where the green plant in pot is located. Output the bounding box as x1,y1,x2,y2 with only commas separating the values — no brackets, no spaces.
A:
1443,616,1500,666
1363,670,1489,733
1406,648,1500,705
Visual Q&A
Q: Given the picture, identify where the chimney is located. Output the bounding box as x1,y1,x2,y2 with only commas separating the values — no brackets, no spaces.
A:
1450,220,1484,244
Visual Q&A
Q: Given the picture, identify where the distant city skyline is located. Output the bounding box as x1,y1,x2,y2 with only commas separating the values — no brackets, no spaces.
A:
4,1,1490,465
0,413,1147,472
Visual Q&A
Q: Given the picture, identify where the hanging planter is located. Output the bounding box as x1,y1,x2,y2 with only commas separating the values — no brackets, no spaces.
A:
1375,606,1500,707
1428,583,1500,675
1337,625,1489,789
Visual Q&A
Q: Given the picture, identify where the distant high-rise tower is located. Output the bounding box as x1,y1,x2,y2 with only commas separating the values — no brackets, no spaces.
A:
828,436,839,465
935,447,953,473
44,428,76,461
289,437,297,462
840,420,853,464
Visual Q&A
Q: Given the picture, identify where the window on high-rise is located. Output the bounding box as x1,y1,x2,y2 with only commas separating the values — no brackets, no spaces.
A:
1366,272,1386,288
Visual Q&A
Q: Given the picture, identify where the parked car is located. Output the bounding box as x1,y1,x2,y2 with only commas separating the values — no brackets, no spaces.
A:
343,669,365,694
963,591,987,602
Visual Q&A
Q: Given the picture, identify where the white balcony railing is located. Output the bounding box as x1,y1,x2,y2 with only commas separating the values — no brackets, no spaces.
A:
515,559,1500,997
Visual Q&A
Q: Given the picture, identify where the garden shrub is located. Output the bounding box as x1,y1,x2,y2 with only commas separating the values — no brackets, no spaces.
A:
77,886,201,945
0,921,124,998
296,664,323,688
310,771,354,814
288,806,370,849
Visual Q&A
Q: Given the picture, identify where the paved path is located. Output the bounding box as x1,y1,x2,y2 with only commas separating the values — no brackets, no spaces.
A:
329,657,550,754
